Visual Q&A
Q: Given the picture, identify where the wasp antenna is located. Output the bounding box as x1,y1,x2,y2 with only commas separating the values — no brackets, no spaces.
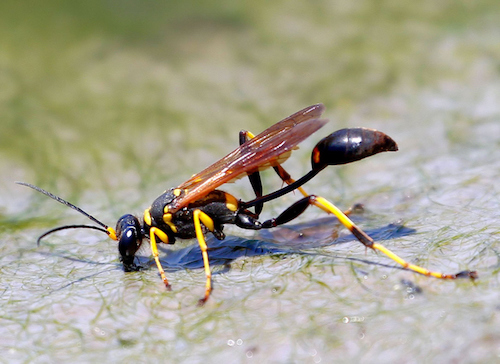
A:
36,224,109,246
16,182,112,231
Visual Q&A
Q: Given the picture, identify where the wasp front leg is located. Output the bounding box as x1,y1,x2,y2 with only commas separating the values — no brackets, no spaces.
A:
149,227,172,290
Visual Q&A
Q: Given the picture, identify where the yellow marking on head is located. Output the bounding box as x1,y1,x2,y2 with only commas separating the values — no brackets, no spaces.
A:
107,227,118,241
144,209,152,226
164,205,169,214
224,193,239,212
163,213,177,233
173,188,181,197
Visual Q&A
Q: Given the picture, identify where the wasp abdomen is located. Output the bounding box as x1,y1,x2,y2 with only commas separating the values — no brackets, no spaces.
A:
311,128,398,169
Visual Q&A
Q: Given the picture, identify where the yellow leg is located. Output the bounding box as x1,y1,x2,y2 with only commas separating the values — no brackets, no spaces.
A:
249,133,476,279
149,227,171,290
193,209,214,305
311,196,476,279
273,165,309,198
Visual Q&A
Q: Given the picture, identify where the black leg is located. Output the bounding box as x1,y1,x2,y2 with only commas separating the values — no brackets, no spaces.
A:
261,195,313,228
240,130,264,215
236,195,317,231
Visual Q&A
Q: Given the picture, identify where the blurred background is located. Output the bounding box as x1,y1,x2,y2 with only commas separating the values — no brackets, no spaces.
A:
1,1,499,362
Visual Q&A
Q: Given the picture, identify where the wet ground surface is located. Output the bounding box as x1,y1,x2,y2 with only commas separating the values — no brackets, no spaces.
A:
1,1,499,363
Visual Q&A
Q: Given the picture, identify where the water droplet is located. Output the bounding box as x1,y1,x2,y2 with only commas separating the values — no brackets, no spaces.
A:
93,327,106,337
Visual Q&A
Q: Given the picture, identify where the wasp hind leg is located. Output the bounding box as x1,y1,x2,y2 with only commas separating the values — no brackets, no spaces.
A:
271,162,365,216
240,130,314,215
241,130,355,217
262,195,477,280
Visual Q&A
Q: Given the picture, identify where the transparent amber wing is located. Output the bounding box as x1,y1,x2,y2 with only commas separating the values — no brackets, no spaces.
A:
169,104,328,211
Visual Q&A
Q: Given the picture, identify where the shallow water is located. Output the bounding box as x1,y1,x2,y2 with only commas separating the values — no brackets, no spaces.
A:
1,1,499,363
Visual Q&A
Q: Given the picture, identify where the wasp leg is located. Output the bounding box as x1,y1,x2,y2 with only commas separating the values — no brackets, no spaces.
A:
240,130,264,215
271,163,359,216
240,130,311,215
272,164,309,198
149,227,172,290
193,209,216,305
262,195,477,280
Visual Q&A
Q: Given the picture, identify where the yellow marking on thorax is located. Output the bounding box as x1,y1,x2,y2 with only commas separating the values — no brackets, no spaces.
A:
144,208,152,226
173,188,182,197
224,192,239,212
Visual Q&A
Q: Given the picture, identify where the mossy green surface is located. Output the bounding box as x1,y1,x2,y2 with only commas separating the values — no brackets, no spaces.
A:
1,1,499,362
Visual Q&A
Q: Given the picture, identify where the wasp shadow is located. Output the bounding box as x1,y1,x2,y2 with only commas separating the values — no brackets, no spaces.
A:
37,216,415,275
154,216,416,272
35,217,416,292
258,216,415,249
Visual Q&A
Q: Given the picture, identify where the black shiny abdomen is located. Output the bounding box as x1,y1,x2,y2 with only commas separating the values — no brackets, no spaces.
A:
311,128,398,169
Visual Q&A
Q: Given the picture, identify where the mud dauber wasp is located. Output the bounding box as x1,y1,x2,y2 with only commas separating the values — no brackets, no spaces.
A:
18,104,477,304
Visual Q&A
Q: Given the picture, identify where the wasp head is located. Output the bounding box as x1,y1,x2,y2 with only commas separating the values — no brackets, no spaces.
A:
115,214,144,271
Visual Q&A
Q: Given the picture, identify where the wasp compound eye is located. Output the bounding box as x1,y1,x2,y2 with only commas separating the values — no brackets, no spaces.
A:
311,127,398,170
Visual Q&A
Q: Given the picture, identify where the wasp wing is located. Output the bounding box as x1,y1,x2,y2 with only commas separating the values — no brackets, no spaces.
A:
170,104,327,211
